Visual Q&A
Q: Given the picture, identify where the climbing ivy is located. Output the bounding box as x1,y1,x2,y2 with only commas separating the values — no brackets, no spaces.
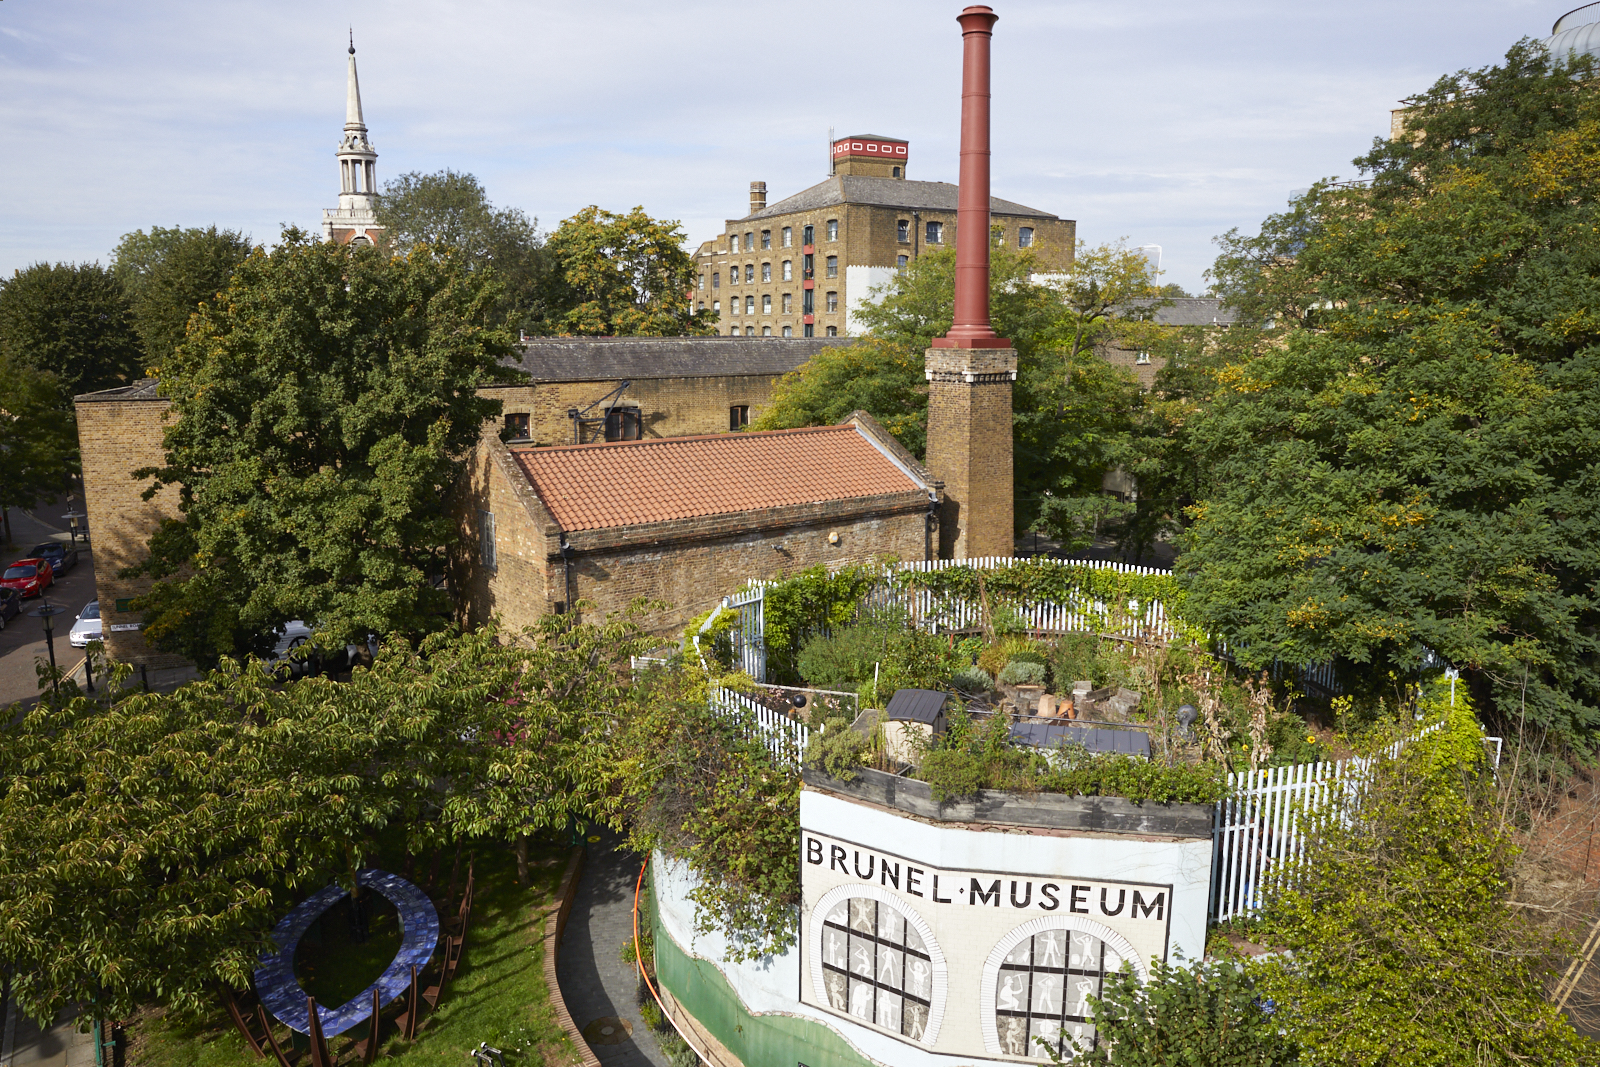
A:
761,565,881,684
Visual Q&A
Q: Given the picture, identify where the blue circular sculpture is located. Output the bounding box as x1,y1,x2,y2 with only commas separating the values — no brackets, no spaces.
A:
254,869,440,1035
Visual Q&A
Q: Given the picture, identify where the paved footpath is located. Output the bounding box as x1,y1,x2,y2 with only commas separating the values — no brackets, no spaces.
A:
557,833,671,1067
0,996,95,1067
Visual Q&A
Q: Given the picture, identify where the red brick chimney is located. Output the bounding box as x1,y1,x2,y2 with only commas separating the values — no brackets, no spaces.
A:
924,4,1016,559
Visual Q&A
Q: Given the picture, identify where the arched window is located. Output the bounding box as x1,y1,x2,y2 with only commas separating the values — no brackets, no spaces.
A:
745,263,755,283
826,256,838,278
762,262,772,282
762,294,772,313
782,325,793,337
782,293,793,313
782,226,793,247
782,260,793,281
745,295,755,315
827,219,839,241
826,291,838,312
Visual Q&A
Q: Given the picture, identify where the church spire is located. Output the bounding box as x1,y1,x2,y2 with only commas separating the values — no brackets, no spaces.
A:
322,34,383,245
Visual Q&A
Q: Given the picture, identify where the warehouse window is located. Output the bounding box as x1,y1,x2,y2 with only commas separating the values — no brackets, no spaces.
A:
782,325,793,337
897,255,908,269
712,271,720,289
827,219,838,241
762,294,772,313
1018,227,1035,248
826,256,838,278
926,221,942,243
897,219,910,243
745,263,755,283
761,229,771,249
762,262,772,282
477,510,496,571
604,407,641,442
826,291,838,312
782,292,793,313
826,326,838,336
782,226,793,247
782,259,793,280
504,413,530,440
803,224,815,245
730,405,749,429
745,295,755,314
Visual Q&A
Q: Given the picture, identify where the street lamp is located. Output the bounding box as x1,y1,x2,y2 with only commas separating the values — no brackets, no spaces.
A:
61,509,85,547
31,595,67,695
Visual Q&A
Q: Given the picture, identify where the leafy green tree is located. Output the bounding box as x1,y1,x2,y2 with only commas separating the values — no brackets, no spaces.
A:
129,229,517,668
1251,698,1589,1065
111,226,255,372
1046,238,1167,361
0,261,143,398
376,170,548,334
0,361,76,540
1182,43,1600,736
752,339,928,455
543,205,714,336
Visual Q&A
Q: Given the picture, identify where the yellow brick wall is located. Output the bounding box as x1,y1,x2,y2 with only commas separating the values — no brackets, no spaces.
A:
73,394,189,667
924,346,1016,559
481,375,782,448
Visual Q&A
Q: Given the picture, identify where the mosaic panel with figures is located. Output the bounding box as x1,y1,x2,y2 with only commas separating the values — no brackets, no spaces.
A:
818,897,934,1042
992,928,1117,1060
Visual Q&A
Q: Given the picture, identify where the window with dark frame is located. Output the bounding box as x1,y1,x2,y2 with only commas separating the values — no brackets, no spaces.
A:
1019,226,1035,248
897,255,908,269
803,224,815,245
991,928,1108,1059
926,221,942,243
826,256,838,278
604,407,641,442
826,291,838,312
826,219,838,241
729,405,749,430
826,325,837,336
761,230,771,249
819,897,933,1041
897,219,910,243
477,510,497,571
503,412,531,440
782,226,793,247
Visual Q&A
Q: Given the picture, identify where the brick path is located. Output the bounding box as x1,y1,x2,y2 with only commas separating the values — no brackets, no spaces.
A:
556,833,671,1067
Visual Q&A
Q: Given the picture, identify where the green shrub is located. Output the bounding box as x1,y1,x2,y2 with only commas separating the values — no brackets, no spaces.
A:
998,660,1046,686
1052,632,1100,687
1053,955,1298,1066
795,623,896,690
950,665,994,693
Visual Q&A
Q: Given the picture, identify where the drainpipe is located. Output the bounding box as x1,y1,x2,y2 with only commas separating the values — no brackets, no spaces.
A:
925,494,939,563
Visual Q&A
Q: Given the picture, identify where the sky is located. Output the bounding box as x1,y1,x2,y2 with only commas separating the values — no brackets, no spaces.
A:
0,0,1566,295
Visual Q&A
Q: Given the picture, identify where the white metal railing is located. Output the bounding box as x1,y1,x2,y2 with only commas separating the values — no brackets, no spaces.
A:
710,687,810,766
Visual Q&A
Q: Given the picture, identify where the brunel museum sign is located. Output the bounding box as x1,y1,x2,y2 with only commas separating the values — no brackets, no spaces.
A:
800,826,1175,1062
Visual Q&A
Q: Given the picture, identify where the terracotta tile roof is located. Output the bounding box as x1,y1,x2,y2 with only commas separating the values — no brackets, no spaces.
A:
511,425,924,532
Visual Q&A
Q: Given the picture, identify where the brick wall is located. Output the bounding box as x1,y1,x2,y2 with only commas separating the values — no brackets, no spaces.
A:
73,389,188,667
482,375,782,448
924,346,1016,559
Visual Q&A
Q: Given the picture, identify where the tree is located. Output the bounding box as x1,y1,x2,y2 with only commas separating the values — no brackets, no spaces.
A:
376,170,548,334
0,261,144,399
129,229,518,668
1045,238,1167,361
1181,43,1600,737
0,362,76,543
752,339,928,456
111,226,256,372
0,619,648,1021
1250,695,1590,1065
542,205,714,336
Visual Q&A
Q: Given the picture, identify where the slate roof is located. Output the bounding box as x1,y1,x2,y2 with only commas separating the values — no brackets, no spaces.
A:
510,424,924,532
745,175,1058,222
74,379,164,403
1009,721,1153,757
507,336,856,383
1122,297,1240,327
886,688,949,725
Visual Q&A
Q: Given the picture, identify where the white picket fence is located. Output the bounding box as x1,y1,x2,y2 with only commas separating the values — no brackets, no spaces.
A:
1209,722,1452,921
719,557,1183,685
710,687,811,764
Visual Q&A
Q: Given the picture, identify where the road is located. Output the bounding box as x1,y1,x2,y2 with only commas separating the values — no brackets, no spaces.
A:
0,501,95,709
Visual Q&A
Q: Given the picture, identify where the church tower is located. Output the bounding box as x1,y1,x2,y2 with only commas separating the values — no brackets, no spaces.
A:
321,36,384,246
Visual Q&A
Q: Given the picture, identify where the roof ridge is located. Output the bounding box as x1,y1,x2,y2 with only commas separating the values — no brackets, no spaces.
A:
508,423,853,456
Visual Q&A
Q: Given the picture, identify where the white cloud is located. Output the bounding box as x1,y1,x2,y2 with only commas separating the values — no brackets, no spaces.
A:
0,0,1560,292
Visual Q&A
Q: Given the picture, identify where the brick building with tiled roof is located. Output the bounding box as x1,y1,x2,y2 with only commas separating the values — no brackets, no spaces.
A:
452,412,940,636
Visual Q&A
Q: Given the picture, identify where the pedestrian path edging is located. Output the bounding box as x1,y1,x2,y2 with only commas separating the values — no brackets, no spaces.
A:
542,846,602,1067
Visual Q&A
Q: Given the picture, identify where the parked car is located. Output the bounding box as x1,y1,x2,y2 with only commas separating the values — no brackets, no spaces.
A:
267,620,316,677
0,558,54,598
69,600,102,648
30,541,80,576
0,588,21,629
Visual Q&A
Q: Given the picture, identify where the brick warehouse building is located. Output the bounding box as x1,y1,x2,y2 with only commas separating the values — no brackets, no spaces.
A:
75,337,892,664
451,412,939,636
693,134,1075,338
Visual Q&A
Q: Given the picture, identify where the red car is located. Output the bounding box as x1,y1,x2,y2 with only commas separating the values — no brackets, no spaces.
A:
0,558,54,598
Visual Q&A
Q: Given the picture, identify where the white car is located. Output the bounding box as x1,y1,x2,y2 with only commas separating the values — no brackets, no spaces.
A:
69,600,102,648
271,619,314,659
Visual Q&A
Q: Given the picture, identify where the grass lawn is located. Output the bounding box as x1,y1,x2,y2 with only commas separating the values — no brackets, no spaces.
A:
128,844,581,1067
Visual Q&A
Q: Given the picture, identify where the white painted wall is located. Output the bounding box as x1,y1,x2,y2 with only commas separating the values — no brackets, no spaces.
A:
844,265,896,336
652,786,1213,1066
